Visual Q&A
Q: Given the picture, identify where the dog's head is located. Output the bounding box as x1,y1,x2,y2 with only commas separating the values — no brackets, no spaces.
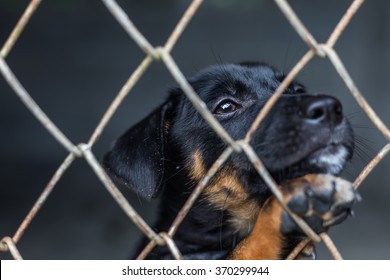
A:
103,62,354,202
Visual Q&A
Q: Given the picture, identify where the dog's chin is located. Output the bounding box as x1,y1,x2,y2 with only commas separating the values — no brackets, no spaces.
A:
306,145,349,174
272,144,350,183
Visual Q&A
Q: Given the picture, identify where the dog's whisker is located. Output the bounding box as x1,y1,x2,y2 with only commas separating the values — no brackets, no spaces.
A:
165,166,186,181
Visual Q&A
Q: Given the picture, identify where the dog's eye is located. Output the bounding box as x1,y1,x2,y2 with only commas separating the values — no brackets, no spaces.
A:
214,100,238,115
294,85,306,94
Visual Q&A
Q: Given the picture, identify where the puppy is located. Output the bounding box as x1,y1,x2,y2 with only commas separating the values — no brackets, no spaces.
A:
103,62,358,259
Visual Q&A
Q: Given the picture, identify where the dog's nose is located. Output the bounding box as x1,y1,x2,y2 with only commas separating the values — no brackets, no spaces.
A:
299,95,343,126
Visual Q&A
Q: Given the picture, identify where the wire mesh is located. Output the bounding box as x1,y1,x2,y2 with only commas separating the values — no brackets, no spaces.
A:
1,0,389,260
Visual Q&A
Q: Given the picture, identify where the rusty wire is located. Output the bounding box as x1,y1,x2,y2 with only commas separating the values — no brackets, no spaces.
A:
1,0,389,261
0,0,42,58
12,154,76,244
285,239,312,260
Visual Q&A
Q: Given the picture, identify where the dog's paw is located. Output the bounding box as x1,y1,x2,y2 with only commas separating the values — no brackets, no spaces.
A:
280,174,361,235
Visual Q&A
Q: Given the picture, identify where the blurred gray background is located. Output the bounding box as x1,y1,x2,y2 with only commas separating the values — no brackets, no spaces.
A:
0,0,389,260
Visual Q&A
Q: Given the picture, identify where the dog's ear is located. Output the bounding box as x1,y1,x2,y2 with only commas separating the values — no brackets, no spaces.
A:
103,100,173,201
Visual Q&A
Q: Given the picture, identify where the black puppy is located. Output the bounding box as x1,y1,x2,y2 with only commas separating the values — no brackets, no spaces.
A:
103,62,358,259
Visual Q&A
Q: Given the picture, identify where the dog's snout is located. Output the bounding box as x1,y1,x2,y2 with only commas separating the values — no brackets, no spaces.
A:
299,95,343,126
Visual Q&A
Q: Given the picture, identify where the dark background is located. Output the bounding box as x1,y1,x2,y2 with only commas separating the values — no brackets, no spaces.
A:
0,0,389,259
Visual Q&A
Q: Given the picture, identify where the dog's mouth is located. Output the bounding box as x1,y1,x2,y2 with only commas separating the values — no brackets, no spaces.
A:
271,143,351,183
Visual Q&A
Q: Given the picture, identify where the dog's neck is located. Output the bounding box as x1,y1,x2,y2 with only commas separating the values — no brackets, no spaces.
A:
148,164,273,259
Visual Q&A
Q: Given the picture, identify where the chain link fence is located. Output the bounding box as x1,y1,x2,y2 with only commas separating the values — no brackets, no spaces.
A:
1,0,389,260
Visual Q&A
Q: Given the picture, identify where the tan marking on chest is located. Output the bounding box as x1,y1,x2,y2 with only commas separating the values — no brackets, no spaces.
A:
228,198,283,259
188,152,260,234
205,172,260,235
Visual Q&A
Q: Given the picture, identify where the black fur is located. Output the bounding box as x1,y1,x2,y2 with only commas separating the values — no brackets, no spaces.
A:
103,62,354,259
